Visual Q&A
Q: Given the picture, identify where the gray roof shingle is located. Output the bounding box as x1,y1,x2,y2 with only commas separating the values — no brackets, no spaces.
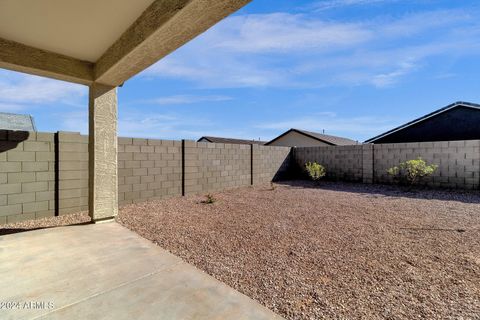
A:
266,129,357,146
0,112,36,131
198,136,266,145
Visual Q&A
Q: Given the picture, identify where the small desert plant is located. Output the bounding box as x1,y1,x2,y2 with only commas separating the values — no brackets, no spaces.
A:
203,193,216,204
387,157,438,185
270,181,276,191
305,161,326,181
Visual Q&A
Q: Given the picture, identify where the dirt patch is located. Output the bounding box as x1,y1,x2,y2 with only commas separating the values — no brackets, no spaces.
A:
3,181,480,319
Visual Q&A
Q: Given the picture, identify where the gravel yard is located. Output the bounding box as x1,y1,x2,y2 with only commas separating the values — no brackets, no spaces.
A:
3,181,480,319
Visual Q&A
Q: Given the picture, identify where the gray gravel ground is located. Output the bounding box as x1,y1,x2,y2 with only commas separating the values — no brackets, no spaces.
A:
2,181,480,319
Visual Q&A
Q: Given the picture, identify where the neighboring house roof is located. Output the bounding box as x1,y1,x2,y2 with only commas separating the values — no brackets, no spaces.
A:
364,101,480,143
198,136,266,145
266,128,358,146
0,112,36,131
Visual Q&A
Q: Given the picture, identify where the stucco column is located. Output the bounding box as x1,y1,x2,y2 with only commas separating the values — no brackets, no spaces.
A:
88,83,118,222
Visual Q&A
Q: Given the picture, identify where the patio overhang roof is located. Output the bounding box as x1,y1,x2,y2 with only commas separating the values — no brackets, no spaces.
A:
0,0,250,86
0,0,250,223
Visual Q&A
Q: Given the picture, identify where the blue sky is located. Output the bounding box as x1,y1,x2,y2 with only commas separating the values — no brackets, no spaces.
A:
1,0,480,142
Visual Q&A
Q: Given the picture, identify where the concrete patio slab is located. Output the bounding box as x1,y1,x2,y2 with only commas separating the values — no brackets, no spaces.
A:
0,222,282,320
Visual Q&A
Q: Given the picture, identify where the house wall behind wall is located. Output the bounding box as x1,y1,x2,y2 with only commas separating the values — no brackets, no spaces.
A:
0,131,291,224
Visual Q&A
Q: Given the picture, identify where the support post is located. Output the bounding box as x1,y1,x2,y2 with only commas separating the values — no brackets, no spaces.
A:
88,83,118,222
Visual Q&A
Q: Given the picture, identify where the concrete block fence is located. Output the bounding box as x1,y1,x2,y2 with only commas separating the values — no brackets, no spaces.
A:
183,141,251,195
118,140,290,204
0,131,56,225
294,145,364,182
294,140,480,190
253,145,292,185
118,138,183,205
1,129,478,225
372,140,480,189
0,130,291,224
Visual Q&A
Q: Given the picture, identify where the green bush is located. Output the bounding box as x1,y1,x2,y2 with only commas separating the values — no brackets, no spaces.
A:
387,157,438,185
203,194,216,204
305,161,326,181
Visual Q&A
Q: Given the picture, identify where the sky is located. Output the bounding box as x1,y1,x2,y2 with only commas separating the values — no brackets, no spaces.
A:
1,0,480,142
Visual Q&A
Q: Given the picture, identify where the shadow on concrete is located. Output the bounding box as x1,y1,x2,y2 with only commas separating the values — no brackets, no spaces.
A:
276,179,480,204
0,221,92,236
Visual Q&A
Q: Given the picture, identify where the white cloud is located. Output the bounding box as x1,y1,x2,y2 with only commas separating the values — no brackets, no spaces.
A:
117,110,214,140
56,110,88,134
146,52,288,88
433,73,457,80
371,60,417,87
0,71,85,105
148,95,233,105
145,13,372,88
379,9,472,38
0,103,26,113
55,109,187,139
255,112,402,141
56,105,399,142
311,0,398,11
0,70,88,113
117,111,266,141
143,7,480,89
209,13,371,53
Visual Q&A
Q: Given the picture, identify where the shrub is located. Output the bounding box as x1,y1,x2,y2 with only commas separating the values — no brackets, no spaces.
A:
203,194,216,204
387,157,438,185
305,161,326,181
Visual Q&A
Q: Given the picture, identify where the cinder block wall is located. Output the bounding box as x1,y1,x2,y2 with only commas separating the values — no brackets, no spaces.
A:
0,131,291,224
294,145,364,182
373,140,480,189
2,129,478,225
58,132,88,215
253,145,292,184
118,138,182,205
184,141,251,195
117,139,290,203
293,140,480,189
0,130,56,224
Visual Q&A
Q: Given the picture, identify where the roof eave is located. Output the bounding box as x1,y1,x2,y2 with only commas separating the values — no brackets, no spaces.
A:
266,128,337,146
364,101,480,143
